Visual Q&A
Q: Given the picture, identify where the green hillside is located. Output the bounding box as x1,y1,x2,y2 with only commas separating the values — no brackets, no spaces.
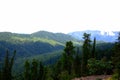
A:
0,31,81,61
0,31,117,80
0,31,81,74
31,31,78,43
13,50,63,73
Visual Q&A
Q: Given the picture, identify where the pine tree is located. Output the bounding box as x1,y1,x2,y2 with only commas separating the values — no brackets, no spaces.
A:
92,37,96,58
112,32,120,79
0,70,2,80
9,50,16,79
53,60,62,80
73,47,81,77
38,61,44,80
62,41,75,75
24,60,30,80
2,50,16,80
2,50,9,80
31,59,38,80
81,33,91,76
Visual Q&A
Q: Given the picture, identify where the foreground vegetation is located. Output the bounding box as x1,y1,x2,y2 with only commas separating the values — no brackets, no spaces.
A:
0,32,120,80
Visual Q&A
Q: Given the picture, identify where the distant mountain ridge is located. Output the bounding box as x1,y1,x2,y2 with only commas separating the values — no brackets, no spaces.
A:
68,30,119,42
0,30,118,58
0,31,82,72
0,31,78,44
0,31,80,60
31,31,78,44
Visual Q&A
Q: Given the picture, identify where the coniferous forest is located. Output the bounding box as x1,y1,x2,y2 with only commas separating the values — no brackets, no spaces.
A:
0,32,120,80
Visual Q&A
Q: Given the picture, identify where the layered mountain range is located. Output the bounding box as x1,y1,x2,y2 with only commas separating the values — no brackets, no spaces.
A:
69,30,119,42
0,31,79,58
0,30,117,72
0,30,118,59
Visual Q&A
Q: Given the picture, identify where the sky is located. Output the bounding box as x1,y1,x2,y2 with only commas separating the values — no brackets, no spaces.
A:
0,0,120,34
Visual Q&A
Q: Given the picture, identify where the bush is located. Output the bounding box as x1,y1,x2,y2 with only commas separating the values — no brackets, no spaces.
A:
58,71,71,80
88,58,113,75
112,73,119,80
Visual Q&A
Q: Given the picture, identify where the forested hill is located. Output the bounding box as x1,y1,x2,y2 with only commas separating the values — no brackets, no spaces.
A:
0,31,80,59
0,31,118,80
0,31,79,44
31,31,79,43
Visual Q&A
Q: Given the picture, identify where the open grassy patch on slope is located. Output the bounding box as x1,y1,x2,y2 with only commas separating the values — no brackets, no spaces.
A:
11,36,64,46
32,37,64,46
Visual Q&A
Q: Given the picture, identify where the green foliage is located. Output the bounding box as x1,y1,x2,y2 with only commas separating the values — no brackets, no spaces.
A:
0,31,80,66
31,59,38,80
0,31,79,45
31,31,78,44
112,71,120,80
112,32,120,80
0,70,1,80
88,58,113,75
52,59,64,80
64,41,75,56
73,47,81,77
24,60,30,80
52,41,79,80
38,61,44,80
58,71,71,80
62,41,75,74
96,43,114,60
92,37,96,58
0,32,117,80
23,59,46,80
81,33,92,76
1,50,16,80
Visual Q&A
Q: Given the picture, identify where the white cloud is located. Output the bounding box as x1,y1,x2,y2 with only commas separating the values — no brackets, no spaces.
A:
0,0,120,33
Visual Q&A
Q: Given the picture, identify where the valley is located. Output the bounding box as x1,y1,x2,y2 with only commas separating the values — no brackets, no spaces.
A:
0,30,119,80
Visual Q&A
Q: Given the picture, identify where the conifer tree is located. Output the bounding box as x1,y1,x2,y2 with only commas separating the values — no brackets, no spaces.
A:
31,59,38,80
81,33,91,76
2,50,9,80
53,60,62,80
0,70,2,80
24,60,30,80
9,50,16,79
112,32,120,79
38,61,44,80
92,37,96,58
73,47,81,77
2,50,16,80
62,41,75,75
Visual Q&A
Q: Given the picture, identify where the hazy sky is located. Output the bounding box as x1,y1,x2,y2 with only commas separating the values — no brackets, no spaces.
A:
0,0,120,34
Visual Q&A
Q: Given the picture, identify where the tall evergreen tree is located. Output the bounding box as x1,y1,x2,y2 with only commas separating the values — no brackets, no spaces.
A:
73,47,81,77
2,50,9,80
53,60,62,80
92,37,96,58
0,70,2,80
24,60,30,80
81,33,91,76
38,61,44,80
2,50,16,80
31,59,38,80
9,50,16,79
112,32,120,79
62,41,75,75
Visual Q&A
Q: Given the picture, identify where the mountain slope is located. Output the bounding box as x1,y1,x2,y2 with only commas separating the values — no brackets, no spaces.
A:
0,31,80,60
31,31,78,43
0,31,81,73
